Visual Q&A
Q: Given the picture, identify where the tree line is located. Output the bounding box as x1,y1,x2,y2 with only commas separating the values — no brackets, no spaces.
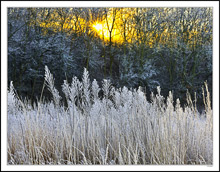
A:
8,7,212,109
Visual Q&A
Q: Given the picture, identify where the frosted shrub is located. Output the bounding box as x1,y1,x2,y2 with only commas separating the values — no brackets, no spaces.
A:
7,66,213,165
8,81,17,115
102,79,112,99
82,68,91,113
7,81,24,115
44,66,61,107
91,79,100,102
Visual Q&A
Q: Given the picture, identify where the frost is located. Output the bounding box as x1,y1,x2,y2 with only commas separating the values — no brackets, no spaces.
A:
7,66,213,165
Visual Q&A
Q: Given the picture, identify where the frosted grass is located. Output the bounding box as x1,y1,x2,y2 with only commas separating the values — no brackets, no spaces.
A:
7,66,212,165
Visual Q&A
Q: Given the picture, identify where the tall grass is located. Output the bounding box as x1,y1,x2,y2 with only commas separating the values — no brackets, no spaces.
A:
7,66,213,165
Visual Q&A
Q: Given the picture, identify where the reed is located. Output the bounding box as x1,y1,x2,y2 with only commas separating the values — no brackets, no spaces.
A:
7,66,213,164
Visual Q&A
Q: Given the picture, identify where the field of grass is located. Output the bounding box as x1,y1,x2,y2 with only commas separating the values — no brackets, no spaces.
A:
7,66,213,165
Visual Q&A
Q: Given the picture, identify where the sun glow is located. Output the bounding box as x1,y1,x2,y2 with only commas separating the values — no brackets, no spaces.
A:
36,8,211,48
92,20,124,44
91,8,136,44
92,22,103,33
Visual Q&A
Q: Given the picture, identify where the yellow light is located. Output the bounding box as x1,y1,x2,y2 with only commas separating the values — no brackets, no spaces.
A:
92,21,109,41
92,23,103,33
92,20,124,44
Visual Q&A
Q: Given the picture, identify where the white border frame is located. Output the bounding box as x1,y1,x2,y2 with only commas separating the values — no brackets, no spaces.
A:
1,1,219,171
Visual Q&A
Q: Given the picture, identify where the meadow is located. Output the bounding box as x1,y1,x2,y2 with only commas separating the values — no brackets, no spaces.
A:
7,66,213,165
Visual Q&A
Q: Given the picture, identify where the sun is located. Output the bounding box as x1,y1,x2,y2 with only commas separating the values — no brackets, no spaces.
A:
92,21,109,40
92,21,123,44
92,23,103,33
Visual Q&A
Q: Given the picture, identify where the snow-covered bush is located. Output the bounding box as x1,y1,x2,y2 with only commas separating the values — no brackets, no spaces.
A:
7,66,213,165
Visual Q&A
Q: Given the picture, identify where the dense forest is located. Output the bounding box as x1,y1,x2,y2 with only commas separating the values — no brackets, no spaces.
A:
8,7,212,109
